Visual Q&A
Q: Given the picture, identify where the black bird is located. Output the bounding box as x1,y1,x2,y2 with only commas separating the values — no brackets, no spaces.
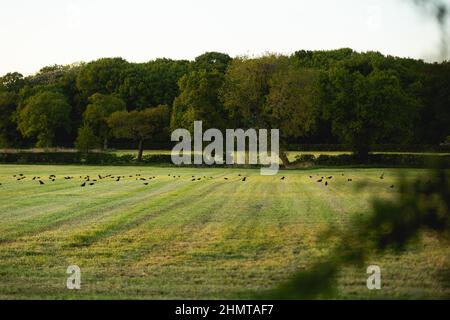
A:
143,183,149,186
309,176,313,179
281,176,286,180
238,174,242,177
89,183,95,186
325,181,328,186
191,178,196,181
39,180,44,185
81,182,86,187
116,178,120,182
327,176,333,179
242,177,247,182
32,177,36,180
348,179,353,182
380,173,385,180
19,174,23,176
224,178,229,180
317,179,323,183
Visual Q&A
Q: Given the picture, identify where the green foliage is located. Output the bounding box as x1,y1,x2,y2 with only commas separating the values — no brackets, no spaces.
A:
172,70,227,131
108,105,170,161
17,91,72,148
320,54,421,158
0,50,449,153
0,72,25,92
0,91,20,147
75,124,100,153
194,52,232,73
0,152,82,164
76,58,129,96
83,93,126,149
108,105,170,141
264,60,319,141
221,55,280,128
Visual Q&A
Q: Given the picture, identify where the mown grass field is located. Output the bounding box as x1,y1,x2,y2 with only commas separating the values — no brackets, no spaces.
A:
0,164,449,299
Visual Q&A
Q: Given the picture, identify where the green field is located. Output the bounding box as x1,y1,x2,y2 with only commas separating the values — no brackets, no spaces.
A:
0,165,449,299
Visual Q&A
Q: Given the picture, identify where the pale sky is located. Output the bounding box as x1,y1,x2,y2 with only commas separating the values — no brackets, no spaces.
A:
0,0,448,76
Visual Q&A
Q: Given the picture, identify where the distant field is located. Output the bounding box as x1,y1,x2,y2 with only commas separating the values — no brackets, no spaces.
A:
113,150,450,161
0,165,449,299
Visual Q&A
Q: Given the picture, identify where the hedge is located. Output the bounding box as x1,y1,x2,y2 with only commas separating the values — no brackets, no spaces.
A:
1,151,450,168
293,154,450,167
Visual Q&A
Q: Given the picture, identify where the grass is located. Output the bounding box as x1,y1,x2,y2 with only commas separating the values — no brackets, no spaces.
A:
0,164,449,299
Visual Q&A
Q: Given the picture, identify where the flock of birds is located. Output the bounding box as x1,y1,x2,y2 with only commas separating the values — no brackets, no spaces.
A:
0,172,395,189
310,172,394,188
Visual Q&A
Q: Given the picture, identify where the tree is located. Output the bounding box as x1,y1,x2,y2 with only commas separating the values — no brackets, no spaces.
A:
320,56,420,159
0,91,20,147
171,70,228,132
83,93,126,149
17,91,71,148
264,61,319,165
0,72,25,93
75,124,100,153
108,105,170,161
194,52,232,74
117,59,191,110
76,58,128,97
221,55,319,166
221,55,280,128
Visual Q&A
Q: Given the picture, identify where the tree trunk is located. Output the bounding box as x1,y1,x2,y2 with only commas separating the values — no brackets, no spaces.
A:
353,144,370,163
137,139,144,162
279,151,291,168
103,137,108,150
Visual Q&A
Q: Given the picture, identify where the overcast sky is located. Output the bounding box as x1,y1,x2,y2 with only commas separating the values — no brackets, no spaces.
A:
0,0,448,75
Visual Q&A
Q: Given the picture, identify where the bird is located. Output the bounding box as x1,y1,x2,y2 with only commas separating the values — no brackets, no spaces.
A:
191,179,196,182
238,174,242,177
89,183,95,186
242,177,247,182
325,181,328,186
281,176,286,180
327,176,333,179
348,179,353,182
81,182,86,187
317,179,323,183
380,173,385,180
309,176,313,179
224,178,229,180
143,183,149,186
32,177,36,180
39,180,44,185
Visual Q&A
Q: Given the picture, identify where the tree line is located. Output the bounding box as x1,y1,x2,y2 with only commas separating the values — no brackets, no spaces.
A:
1,49,449,163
